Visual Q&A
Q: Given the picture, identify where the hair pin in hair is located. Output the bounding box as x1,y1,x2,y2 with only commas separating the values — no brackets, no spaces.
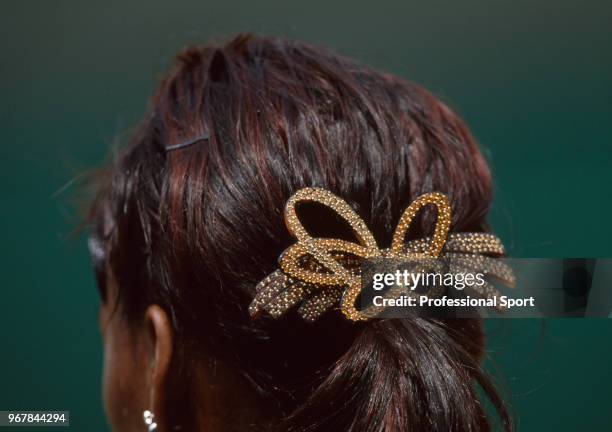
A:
249,188,514,322
165,131,210,152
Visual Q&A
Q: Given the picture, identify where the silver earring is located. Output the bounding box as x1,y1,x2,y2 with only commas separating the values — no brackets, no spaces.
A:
143,410,157,431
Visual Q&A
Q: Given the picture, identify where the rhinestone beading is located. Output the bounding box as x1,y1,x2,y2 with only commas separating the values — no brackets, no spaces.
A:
249,188,513,322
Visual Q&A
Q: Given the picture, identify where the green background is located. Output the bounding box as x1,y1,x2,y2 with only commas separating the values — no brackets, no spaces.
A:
1,1,611,430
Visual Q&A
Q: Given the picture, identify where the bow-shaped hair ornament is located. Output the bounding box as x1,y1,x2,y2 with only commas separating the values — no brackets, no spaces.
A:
249,188,514,322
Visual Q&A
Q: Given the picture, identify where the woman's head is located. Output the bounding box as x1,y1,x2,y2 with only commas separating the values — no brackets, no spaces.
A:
89,34,509,431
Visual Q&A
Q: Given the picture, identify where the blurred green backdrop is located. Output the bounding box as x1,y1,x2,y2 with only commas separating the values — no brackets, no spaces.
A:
1,1,611,430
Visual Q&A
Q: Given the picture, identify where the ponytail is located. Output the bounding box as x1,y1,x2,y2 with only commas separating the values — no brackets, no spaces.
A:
278,319,512,431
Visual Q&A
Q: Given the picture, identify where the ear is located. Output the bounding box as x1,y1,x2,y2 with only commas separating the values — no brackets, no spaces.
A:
144,304,174,428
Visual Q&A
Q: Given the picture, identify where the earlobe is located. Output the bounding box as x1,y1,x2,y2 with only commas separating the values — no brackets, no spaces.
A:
144,304,174,429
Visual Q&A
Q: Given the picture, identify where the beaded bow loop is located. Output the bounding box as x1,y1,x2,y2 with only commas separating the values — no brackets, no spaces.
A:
279,188,452,320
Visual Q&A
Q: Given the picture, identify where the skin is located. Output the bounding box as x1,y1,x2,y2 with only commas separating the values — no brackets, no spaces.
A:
98,275,261,431
99,276,173,432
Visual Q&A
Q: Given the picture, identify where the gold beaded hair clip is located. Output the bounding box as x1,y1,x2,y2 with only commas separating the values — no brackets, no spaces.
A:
249,188,514,322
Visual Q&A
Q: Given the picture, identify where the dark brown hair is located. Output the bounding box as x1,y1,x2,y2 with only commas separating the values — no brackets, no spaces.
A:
89,34,511,431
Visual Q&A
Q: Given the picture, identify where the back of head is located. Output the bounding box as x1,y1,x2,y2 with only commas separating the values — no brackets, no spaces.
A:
90,34,510,431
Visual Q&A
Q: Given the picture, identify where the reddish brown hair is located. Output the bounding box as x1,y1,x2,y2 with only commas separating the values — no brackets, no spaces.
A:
90,34,511,431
